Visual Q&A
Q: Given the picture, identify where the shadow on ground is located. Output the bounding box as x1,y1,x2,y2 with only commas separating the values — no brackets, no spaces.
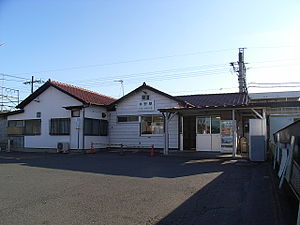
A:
0,151,233,179
0,151,297,225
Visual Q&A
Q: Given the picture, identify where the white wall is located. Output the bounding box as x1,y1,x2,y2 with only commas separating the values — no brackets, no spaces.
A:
109,89,180,149
8,87,109,150
8,86,83,149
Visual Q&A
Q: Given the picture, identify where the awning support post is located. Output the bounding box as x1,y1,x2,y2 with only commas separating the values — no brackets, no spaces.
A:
232,109,237,158
162,112,177,155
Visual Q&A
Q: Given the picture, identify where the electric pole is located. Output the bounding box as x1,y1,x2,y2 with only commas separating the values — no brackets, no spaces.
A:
23,76,44,93
230,48,247,93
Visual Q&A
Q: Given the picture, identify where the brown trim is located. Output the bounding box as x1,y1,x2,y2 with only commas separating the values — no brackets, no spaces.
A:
0,109,24,116
63,105,84,110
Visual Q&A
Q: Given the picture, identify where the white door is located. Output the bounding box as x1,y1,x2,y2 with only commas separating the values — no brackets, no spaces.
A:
210,117,221,151
196,117,221,151
196,134,211,151
211,134,221,151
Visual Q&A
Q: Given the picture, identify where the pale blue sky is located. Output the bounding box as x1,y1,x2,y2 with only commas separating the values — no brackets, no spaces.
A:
0,0,300,100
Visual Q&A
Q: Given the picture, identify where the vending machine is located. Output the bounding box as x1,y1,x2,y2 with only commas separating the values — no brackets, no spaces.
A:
220,120,235,153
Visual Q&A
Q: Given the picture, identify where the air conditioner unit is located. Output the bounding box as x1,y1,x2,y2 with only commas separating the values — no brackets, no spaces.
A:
57,142,70,153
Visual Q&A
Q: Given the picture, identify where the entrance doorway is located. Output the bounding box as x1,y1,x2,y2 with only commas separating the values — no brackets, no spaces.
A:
196,116,221,151
183,116,196,150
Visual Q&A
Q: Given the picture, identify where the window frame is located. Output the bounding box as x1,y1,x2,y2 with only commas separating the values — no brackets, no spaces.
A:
71,109,80,117
117,115,139,123
49,118,71,136
24,119,41,136
140,115,164,136
84,118,108,136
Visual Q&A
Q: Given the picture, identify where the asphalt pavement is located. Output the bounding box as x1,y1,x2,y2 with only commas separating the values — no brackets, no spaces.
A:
0,151,296,225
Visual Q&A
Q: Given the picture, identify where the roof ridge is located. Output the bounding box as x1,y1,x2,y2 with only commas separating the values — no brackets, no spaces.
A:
50,80,117,100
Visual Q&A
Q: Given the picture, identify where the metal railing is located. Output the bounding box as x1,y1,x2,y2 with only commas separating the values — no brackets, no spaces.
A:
90,142,155,156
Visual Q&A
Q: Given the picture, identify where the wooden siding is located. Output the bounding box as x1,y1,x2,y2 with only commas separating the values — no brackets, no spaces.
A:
109,89,180,148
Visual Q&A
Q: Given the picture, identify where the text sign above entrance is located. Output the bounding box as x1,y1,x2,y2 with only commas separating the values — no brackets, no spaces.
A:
137,100,155,111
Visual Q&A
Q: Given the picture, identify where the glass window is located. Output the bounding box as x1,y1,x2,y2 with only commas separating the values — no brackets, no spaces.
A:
197,117,210,134
50,118,70,135
24,119,41,135
100,120,108,136
71,109,80,117
117,116,139,123
7,120,24,135
197,117,220,134
211,117,220,134
84,118,108,136
141,115,164,135
8,120,24,127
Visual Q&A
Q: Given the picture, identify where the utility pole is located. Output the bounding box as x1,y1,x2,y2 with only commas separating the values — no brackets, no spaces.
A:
23,76,44,93
230,48,248,93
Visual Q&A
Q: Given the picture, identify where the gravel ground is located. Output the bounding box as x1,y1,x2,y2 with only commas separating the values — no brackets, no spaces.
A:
0,151,294,225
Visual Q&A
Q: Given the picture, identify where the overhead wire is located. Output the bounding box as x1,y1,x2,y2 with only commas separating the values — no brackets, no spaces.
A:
8,48,236,76
0,73,27,80
74,68,230,89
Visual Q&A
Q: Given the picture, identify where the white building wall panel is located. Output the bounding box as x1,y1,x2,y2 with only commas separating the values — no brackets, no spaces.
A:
8,86,83,149
109,89,179,149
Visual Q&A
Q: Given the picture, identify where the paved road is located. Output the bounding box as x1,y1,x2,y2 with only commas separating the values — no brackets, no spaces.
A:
0,152,291,225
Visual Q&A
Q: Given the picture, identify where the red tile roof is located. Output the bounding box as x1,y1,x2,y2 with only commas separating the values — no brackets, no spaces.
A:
50,80,116,105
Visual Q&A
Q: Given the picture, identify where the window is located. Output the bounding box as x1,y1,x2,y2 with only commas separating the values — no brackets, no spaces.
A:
36,112,41,118
141,115,164,135
197,116,220,134
24,119,41,135
197,117,210,134
50,118,70,135
117,116,139,123
84,118,108,136
71,109,80,117
8,120,24,127
100,120,108,136
7,120,24,135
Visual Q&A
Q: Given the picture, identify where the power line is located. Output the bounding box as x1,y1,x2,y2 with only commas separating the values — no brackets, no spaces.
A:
0,73,27,80
9,48,236,75
248,85,300,88
169,86,238,95
249,82,300,85
69,65,229,87
73,68,230,89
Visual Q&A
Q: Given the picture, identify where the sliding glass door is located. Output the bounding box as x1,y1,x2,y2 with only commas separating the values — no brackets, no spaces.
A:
196,116,221,151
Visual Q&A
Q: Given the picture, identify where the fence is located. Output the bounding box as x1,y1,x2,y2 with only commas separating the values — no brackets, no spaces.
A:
273,120,300,225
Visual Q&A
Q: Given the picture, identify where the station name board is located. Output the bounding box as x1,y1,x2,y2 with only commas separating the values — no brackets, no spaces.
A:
137,100,155,111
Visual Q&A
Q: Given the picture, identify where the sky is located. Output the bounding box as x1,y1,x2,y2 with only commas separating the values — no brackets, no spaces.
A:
0,0,300,107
